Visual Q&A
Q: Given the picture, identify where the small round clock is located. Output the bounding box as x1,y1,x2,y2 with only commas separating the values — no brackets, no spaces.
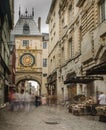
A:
20,53,35,66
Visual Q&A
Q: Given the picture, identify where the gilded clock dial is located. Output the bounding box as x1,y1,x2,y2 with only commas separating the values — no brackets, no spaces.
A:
20,53,35,66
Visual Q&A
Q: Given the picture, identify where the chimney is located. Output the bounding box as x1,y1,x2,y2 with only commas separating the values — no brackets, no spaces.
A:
38,17,41,32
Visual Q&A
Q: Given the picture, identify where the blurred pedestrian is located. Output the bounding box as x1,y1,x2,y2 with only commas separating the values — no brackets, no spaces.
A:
14,90,20,111
9,89,16,111
98,92,106,105
19,89,25,110
41,95,47,105
24,91,31,112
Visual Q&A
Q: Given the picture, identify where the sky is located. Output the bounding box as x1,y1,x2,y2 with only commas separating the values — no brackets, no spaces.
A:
14,0,52,33
28,81,39,89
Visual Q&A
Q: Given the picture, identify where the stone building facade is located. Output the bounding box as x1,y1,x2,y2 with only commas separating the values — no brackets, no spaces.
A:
46,0,106,103
42,33,49,95
0,0,14,108
46,0,60,103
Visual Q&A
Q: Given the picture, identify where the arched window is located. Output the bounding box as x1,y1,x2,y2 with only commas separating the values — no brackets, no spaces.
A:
23,23,30,34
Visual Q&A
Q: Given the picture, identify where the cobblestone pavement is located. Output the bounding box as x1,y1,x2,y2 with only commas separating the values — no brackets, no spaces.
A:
0,105,106,130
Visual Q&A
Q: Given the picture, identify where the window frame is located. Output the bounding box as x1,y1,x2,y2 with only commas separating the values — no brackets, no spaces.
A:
43,42,47,49
43,73,47,77
23,23,30,34
100,0,106,22
43,58,47,67
23,40,29,47
68,38,73,58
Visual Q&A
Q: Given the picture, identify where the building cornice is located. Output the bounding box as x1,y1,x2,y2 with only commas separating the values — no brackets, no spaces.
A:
46,0,56,24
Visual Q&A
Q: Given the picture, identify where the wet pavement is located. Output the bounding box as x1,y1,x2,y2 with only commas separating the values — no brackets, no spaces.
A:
0,105,106,130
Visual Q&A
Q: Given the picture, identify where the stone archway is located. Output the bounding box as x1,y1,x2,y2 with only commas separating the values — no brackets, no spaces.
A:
16,74,42,86
15,73,42,95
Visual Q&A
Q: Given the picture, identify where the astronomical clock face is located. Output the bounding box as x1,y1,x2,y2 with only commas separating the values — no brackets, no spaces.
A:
20,53,35,66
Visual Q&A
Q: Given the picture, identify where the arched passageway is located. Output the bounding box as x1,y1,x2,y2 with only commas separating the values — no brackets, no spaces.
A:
16,79,41,96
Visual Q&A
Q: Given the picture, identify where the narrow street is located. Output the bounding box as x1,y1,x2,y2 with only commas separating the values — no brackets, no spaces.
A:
0,105,106,130
0,1,106,130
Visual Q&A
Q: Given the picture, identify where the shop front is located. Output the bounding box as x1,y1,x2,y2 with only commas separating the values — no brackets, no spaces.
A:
46,72,57,105
86,61,106,122
67,83,77,99
64,72,103,97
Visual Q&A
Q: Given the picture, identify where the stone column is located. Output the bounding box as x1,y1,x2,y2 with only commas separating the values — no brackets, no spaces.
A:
64,85,68,101
77,84,82,95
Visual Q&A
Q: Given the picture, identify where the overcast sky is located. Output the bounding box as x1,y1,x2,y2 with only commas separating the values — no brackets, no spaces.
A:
14,0,52,33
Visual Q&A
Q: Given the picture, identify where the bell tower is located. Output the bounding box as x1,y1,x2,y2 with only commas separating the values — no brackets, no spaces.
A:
11,8,42,93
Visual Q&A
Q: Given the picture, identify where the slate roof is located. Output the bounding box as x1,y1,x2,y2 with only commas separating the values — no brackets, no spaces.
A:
11,15,42,36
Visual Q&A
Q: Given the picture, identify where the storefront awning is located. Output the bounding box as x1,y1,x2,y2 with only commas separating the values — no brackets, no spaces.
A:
64,76,103,84
86,61,106,75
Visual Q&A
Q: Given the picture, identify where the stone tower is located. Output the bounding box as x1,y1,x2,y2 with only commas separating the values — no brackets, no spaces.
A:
11,8,43,94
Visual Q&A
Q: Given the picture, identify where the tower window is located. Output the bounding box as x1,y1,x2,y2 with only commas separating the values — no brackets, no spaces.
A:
43,59,47,67
23,40,29,47
43,42,47,49
23,23,30,34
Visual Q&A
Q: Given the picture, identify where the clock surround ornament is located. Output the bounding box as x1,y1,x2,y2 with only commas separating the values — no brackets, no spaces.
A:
20,53,35,66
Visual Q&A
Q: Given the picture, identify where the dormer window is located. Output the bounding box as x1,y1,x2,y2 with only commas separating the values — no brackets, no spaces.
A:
23,23,30,34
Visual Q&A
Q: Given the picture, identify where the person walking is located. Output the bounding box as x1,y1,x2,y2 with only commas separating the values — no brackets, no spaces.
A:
98,92,106,122
24,91,31,112
41,95,47,105
14,90,20,111
98,92,106,105
9,89,16,111
19,89,25,111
